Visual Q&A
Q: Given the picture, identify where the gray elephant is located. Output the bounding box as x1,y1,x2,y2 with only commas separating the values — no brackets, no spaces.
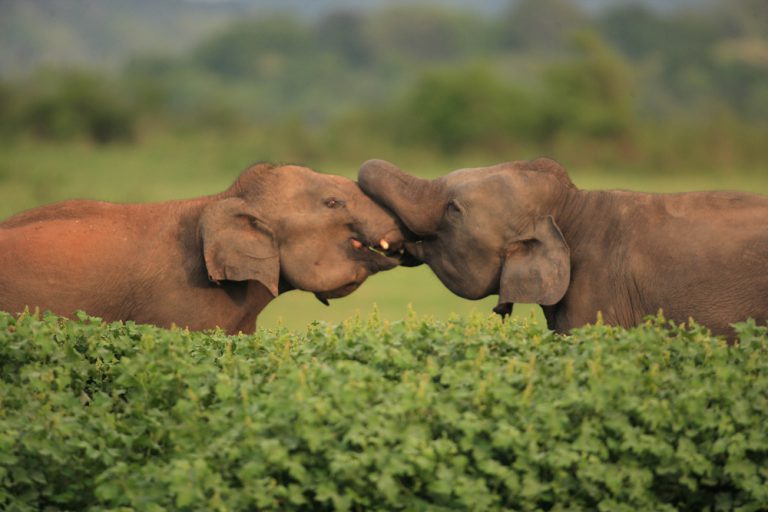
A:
359,158,768,337
0,162,404,334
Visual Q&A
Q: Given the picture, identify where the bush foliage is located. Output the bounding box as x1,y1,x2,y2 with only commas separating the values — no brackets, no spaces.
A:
1,311,767,510
2,71,136,144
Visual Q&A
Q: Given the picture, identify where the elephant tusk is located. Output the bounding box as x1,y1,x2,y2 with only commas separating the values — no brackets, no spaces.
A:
351,239,364,249
379,239,389,250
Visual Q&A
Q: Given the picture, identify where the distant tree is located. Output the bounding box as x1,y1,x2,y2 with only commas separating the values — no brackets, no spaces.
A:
597,4,665,60
599,4,724,73
599,1,768,120
0,81,17,137
315,10,372,68
711,0,768,119
367,6,492,63
499,0,587,52
719,0,768,39
394,65,537,154
539,32,635,142
193,16,312,79
16,71,135,143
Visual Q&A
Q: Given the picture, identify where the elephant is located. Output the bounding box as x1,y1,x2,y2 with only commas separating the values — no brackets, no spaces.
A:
0,162,405,334
358,158,768,338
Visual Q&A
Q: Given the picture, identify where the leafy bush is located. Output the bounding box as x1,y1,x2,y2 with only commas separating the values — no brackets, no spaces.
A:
539,32,635,143
1,311,767,510
393,66,540,154
9,71,136,144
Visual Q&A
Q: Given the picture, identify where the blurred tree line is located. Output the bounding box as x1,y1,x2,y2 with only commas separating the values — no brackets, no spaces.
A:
0,0,766,171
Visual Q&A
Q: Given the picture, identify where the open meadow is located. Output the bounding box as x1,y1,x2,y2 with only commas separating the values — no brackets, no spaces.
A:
1,136,766,330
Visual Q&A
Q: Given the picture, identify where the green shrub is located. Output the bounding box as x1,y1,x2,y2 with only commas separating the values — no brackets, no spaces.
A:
538,31,636,146
1,311,767,510
393,66,539,154
13,71,136,144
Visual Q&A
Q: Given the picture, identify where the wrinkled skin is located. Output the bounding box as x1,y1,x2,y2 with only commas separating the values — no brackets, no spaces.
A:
0,163,404,334
359,158,768,337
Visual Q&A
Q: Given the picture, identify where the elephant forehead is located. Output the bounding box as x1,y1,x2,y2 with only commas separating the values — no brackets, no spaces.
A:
446,165,504,181
273,165,323,186
271,167,353,199
237,164,315,197
455,170,548,211
303,170,357,193
445,174,542,238
448,171,513,200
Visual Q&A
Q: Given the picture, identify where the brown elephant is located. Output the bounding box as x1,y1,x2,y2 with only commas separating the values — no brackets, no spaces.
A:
359,158,768,337
0,162,405,334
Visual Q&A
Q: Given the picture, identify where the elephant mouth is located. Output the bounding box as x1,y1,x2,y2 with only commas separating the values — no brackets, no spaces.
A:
400,240,425,267
314,236,407,307
349,236,406,271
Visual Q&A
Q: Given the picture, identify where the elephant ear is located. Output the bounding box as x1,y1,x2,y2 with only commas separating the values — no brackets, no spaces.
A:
199,197,280,297
496,215,570,316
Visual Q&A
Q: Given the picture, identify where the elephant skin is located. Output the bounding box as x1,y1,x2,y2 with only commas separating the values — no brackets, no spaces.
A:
359,158,768,338
0,163,405,334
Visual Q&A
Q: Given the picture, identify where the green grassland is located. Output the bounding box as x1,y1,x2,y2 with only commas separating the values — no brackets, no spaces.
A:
1,137,766,330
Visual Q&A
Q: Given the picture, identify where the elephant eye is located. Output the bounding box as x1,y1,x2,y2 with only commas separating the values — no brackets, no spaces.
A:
325,198,345,209
446,200,462,215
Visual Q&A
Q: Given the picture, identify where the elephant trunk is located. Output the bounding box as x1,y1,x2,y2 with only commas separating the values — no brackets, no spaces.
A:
358,159,444,236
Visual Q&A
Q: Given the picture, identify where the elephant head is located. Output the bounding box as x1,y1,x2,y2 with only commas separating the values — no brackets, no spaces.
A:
200,162,405,302
358,158,574,315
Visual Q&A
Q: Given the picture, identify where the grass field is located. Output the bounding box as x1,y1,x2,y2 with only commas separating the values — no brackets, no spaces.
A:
2,136,766,330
